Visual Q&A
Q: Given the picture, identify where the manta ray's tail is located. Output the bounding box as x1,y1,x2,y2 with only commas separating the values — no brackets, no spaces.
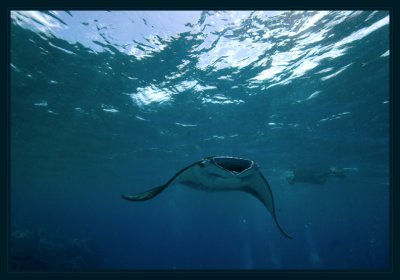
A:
122,185,168,201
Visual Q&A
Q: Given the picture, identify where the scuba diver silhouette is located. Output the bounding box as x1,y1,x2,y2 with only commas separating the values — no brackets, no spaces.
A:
285,167,347,185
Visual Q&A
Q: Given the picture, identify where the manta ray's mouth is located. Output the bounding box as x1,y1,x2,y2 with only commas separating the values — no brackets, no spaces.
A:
212,156,254,174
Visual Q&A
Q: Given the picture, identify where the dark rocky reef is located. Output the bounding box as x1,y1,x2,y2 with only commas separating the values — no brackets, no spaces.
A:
10,228,103,271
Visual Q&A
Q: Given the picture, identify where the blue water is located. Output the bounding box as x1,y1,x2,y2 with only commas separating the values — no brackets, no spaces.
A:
10,10,390,270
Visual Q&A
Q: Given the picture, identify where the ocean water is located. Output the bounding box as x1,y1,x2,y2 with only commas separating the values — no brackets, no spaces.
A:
10,10,390,270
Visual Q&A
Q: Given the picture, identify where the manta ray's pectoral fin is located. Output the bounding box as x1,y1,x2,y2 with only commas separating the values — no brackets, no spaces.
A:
122,185,168,201
122,160,201,202
242,170,293,239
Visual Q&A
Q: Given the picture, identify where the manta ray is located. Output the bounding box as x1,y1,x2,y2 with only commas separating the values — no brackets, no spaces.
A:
122,156,292,239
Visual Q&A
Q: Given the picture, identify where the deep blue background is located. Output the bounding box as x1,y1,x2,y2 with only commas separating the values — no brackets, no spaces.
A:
10,11,389,270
